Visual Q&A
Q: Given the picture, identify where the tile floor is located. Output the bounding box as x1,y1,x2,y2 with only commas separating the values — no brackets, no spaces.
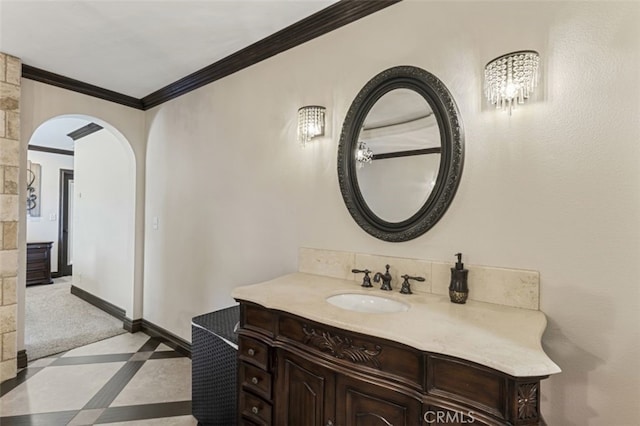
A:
0,332,197,425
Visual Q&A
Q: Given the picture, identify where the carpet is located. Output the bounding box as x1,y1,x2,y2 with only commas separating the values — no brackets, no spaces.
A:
25,278,127,361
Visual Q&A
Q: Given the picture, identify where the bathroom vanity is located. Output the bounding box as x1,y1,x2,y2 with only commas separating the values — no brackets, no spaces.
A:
232,273,560,426
229,62,559,426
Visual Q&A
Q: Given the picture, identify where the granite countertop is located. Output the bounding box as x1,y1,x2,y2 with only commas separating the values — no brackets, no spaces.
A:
231,272,561,378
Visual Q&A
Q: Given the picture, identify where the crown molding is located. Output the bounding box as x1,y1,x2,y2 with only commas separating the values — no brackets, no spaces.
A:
22,64,144,110
21,0,401,110
28,145,74,156
141,0,402,109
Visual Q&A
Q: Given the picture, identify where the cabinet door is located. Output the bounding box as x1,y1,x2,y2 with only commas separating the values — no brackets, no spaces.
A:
336,375,422,426
275,350,335,426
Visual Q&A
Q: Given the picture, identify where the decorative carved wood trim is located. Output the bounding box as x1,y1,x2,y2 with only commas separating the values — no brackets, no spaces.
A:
302,324,382,369
516,383,538,421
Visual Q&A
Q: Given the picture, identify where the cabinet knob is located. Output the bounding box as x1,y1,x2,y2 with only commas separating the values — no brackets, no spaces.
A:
247,348,255,356
251,376,259,385
251,406,259,415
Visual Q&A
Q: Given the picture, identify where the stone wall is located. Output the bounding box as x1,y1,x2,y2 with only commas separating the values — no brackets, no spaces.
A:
0,52,20,382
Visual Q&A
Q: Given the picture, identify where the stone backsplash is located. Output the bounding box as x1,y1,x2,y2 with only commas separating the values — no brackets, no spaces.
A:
299,247,539,310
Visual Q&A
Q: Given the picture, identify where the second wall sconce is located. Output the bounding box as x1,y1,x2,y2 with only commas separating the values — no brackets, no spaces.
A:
484,50,540,115
355,140,373,167
297,105,325,147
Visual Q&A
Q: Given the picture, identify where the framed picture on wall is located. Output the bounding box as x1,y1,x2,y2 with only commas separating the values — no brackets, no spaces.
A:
27,160,41,217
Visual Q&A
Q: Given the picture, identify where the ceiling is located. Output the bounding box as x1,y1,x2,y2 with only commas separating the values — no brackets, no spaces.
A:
3,0,339,150
28,117,91,151
0,0,337,98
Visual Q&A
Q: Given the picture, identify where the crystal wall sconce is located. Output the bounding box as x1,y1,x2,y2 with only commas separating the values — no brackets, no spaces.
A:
484,50,540,115
355,140,373,168
297,105,325,147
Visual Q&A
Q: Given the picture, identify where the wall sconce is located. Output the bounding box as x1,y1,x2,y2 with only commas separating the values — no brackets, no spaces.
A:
484,50,540,115
355,140,373,168
297,105,325,147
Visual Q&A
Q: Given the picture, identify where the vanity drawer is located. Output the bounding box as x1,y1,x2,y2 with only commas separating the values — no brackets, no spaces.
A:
427,354,508,419
240,361,272,400
240,390,272,426
238,336,270,370
242,302,276,337
277,313,422,389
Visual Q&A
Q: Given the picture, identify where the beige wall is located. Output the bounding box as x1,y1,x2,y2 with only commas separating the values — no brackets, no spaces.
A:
73,130,136,315
0,53,20,382
19,80,146,353
144,2,639,424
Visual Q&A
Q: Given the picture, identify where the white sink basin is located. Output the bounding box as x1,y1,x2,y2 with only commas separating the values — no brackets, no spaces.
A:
326,293,410,314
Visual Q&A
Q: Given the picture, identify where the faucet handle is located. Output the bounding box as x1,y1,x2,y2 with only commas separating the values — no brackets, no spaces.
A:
399,274,425,294
352,269,372,288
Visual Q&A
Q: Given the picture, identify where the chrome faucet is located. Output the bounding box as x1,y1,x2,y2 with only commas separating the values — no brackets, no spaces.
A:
373,264,393,291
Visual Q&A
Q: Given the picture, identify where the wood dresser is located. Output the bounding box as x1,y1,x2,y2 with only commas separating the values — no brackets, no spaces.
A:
26,241,54,286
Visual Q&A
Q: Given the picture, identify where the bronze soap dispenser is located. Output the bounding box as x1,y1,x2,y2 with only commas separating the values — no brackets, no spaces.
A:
449,253,468,304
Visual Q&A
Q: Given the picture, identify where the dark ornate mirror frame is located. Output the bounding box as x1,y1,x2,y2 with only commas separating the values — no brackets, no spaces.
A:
337,66,464,242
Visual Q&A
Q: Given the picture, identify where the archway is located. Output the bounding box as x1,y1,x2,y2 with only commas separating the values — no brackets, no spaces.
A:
23,114,138,361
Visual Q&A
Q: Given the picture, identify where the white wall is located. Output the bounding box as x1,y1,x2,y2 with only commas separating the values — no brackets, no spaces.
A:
26,150,74,273
144,2,639,424
73,130,136,315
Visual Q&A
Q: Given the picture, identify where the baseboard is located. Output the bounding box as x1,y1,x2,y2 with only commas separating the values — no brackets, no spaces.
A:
124,317,143,333
17,350,27,369
141,319,191,358
51,271,62,279
69,285,191,357
70,285,126,322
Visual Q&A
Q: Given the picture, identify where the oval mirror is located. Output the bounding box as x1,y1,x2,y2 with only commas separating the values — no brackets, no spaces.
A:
338,66,464,242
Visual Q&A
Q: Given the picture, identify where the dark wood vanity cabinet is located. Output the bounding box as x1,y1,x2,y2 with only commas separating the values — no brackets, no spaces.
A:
277,350,335,426
336,373,423,426
26,241,54,286
238,336,272,425
236,301,548,426
275,349,422,426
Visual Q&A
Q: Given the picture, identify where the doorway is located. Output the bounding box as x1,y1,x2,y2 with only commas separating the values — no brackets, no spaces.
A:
23,116,135,362
58,169,74,276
